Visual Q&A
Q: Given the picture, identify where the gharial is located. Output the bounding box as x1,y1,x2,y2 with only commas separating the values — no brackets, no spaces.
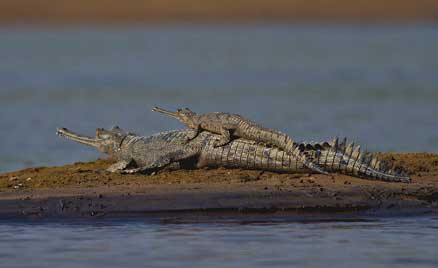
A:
56,126,411,183
152,106,329,175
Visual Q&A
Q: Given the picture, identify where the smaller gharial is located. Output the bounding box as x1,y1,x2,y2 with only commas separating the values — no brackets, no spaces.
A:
152,106,329,175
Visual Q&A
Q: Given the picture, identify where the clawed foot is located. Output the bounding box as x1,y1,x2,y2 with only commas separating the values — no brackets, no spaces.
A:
119,165,158,174
106,160,135,173
106,159,157,174
119,168,142,174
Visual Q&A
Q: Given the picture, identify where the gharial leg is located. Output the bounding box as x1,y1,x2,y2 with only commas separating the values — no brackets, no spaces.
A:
106,159,136,173
213,127,232,147
120,156,171,174
121,149,200,174
183,124,201,143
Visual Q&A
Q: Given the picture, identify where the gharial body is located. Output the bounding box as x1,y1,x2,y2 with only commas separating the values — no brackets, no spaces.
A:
56,126,411,183
152,107,328,175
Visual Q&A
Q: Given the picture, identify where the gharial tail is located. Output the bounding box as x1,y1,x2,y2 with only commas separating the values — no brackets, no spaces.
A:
285,137,330,175
300,137,411,183
259,129,330,175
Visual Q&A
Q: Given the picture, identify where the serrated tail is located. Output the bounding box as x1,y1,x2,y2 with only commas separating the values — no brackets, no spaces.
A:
325,137,411,183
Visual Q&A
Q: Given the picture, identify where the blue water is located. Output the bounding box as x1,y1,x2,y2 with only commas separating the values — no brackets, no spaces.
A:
0,24,437,172
0,216,437,268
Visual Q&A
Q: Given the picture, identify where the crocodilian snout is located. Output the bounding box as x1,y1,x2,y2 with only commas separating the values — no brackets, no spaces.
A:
151,106,180,119
56,127,99,148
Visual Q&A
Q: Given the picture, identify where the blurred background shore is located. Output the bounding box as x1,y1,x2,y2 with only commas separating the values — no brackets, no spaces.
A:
1,0,438,24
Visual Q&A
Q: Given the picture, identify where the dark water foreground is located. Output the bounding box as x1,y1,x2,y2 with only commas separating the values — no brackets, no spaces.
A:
0,216,437,268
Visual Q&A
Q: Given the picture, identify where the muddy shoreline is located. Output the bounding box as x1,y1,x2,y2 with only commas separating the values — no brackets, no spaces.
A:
0,153,437,219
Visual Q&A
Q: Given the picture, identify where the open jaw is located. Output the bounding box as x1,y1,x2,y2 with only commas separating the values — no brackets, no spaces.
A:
56,128,99,148
152,106,180,119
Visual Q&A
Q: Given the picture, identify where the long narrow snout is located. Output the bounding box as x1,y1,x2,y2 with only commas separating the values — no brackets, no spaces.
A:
152,106,180,119
56,128,99,148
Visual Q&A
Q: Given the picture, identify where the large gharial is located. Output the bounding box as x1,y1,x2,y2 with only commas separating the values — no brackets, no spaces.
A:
152,107,328,175
56,126,411,183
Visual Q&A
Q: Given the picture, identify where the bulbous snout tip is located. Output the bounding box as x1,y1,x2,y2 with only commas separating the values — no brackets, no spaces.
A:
56,127,69,136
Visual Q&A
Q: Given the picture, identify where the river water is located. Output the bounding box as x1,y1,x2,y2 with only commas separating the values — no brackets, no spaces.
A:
0,24,437,267
0,216,437,268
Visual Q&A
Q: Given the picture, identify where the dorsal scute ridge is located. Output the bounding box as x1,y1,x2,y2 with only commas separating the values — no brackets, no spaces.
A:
346,142,354,155
339,137,347,151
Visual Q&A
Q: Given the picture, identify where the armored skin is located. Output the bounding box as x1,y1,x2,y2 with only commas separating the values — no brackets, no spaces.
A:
152,107,329,175
56,127,411,183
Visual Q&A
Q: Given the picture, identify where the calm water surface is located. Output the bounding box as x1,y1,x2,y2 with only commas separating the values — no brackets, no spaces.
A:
0,24,437,172
0,216,437,268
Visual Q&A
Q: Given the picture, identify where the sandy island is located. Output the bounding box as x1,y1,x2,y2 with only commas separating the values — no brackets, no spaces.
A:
0,153,437,219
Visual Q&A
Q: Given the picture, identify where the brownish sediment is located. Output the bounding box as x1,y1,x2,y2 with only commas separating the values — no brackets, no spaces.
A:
0,153,437,218
0,0,437,24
